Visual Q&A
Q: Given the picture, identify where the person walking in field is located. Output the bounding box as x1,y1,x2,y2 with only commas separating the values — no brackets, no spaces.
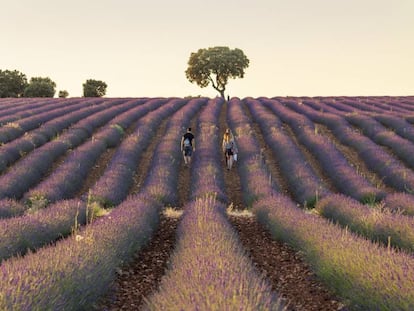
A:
222,128,238,170
181,127,195,166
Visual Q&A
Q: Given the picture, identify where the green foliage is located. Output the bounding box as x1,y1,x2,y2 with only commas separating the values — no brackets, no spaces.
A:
0,69,28,98
185,46,249,98
83,79,107,97
23,76,56,97
58,90,69,98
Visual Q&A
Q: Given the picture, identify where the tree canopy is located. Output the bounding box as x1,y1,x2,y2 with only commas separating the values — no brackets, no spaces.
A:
23,77,56,97
0,70,28,98
185,46,249,98
83,79,107,97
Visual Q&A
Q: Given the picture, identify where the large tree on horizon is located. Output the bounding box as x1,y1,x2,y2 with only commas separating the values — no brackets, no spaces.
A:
185,46,249,99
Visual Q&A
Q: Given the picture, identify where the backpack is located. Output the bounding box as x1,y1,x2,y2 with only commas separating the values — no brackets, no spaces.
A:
184,138,191,147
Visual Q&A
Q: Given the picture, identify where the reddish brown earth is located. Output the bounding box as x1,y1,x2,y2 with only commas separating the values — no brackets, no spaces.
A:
94,213,179,311
92,102,373,310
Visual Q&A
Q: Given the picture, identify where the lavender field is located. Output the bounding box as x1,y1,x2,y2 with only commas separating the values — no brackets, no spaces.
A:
1,96,414,310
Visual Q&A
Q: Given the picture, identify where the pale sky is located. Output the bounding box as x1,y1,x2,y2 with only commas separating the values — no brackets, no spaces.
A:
1,0,413,98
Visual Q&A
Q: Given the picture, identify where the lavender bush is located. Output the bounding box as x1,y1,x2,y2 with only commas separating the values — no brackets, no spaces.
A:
316,194,414,252
0,98,60,124
144,196,285,311
261,98,383,202
245,98,331,207
190,97,228,202
383,192,414,216
0,199,88,262
374,114,414,143
0,98,129,173
0,194,161,310
0,199,26,218
288,99,414,193
0,98,60,119
0,99,146,200
0,98,100,144
346,113,414,172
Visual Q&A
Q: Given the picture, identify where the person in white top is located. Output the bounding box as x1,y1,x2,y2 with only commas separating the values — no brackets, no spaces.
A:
222,128,238,170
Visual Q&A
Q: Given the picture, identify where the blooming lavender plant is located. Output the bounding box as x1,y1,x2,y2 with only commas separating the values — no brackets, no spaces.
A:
288,99,414,193
374,114,414,144
0,98,128,173
261,98,384,202
346,113,414,173
383,192,414,216
316,194,414,252
0,199,88,262
0,98,59,119
190,98,228,202
0,98,101,144
144,196,285,311
0,194,161,310
245,98,331,207
0,99,157,201
24,99,169,205
0,98,59,124
0,198,26,218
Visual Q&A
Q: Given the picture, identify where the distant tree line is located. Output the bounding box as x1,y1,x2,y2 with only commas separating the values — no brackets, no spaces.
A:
0,69,107,98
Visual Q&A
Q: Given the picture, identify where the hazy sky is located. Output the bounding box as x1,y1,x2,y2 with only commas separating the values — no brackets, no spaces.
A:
1,0,413,98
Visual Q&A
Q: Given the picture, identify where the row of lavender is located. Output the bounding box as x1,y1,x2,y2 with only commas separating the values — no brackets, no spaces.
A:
0,98,127,173
282,98,414,193
258,97,384,202
190,98,227,202
25,98,187,206
228,98,414,310
0,97,206,310
278,98,414,211
246,98,331,206
0,98,163,202
295,97,414,150
145,197,285,310
0,98,51,115
0,97,201,263
0,98,103,144
0,98,74,123
247,98,414,253
144,98,285,310
288,96,414,116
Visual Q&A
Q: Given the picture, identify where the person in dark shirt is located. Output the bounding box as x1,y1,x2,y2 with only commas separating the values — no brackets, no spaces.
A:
181,127,195,166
